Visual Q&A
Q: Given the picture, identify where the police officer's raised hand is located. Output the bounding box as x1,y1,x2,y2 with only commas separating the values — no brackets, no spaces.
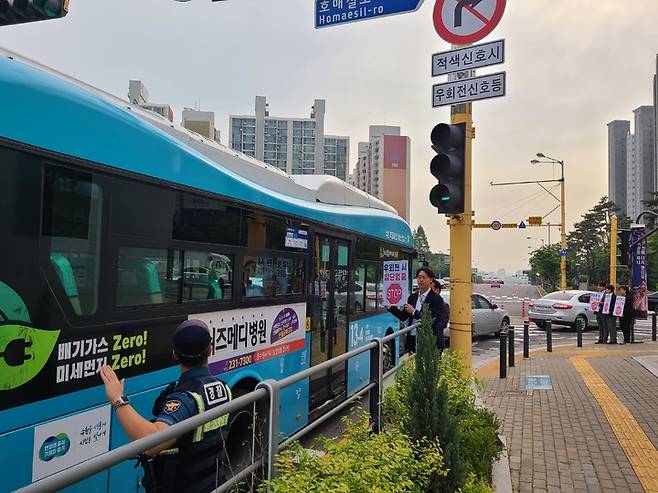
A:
100,365,125,405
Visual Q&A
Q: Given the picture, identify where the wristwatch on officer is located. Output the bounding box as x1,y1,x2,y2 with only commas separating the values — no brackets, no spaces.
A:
112,395,130,410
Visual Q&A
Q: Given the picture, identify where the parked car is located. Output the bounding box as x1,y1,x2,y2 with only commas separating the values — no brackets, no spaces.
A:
335,281,381,313
441,292,510,339
528,290,598,331
490,280,502,288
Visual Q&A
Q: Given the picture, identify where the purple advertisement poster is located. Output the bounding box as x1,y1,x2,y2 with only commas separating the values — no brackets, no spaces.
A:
630,226,648,319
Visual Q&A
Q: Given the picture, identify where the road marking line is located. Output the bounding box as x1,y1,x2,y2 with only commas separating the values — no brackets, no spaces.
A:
572,356,658,492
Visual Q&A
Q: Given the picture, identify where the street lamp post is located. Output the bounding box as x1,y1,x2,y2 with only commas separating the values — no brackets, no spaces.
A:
531,153,566,291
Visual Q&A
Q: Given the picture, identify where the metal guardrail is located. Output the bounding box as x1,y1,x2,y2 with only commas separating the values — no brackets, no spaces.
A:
16,322,419,493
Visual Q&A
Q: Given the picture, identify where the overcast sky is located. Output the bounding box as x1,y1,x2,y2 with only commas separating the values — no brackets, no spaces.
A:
2,0,657,273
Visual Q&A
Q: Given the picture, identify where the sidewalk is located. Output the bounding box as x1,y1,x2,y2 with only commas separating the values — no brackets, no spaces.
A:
477,342,658,493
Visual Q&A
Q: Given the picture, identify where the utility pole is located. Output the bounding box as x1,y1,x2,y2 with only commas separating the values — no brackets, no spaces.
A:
559,160,567,291
610,214,617,286
449,104,473,372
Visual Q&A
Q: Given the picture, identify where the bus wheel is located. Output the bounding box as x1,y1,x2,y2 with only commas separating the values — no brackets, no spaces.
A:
225,389,266,486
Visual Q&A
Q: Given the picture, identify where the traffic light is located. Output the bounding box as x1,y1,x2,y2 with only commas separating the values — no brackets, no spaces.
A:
617,228,630,266
0,0,68,26
429,122,466,214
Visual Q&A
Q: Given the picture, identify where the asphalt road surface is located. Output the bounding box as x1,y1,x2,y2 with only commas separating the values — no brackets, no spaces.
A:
473,282,543,318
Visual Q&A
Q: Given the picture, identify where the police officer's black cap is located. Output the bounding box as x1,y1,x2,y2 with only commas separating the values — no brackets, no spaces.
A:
173,320,212,358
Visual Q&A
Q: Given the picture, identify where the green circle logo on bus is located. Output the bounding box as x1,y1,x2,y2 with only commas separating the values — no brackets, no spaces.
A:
38,433,71,462
0,281,61,391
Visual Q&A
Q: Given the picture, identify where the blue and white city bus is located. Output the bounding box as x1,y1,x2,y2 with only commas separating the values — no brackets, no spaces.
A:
0,49,414,492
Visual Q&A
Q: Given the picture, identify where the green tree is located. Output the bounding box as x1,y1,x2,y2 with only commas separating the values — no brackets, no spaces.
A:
413,225,431,256
565,196,629,286
529,244,560,291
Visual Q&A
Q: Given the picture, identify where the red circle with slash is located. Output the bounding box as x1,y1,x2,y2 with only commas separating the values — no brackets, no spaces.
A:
433,0,506,45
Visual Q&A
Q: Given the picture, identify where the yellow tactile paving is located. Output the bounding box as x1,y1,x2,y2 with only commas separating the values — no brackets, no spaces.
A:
572,356,658,492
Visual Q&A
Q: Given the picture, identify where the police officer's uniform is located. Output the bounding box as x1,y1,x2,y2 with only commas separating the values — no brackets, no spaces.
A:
140,321,232,493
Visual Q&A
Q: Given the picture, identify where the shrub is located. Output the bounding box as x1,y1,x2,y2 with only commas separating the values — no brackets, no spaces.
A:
260,416,445,493
384,342,502,489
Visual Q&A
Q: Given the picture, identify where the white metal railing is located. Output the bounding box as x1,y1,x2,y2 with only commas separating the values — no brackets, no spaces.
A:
16,322,419,493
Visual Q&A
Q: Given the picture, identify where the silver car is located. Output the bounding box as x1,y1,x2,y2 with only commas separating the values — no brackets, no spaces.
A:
528,290,598,331
442,292,510,339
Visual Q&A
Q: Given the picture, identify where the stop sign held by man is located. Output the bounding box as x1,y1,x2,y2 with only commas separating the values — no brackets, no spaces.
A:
387,283,404,306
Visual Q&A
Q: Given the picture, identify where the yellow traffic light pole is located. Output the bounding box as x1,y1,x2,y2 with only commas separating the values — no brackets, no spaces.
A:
610,214,617,286
449,105,473,372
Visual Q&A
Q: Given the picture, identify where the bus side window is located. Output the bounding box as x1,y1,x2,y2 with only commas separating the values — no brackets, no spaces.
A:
42,166,103,316
350,264,366,314
182,251,234,302
116,248,180,306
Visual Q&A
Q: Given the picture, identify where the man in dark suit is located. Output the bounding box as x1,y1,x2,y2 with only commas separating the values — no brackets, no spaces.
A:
388,267,446,353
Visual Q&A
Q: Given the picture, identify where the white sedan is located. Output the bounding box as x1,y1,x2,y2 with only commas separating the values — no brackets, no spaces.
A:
441,292,510,339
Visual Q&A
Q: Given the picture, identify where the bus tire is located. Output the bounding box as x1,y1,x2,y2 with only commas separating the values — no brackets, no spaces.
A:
225,387,266,485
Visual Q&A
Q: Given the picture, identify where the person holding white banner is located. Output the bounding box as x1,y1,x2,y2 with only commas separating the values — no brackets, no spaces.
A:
600,284,618,344
617,285,633,343
593,281,607,344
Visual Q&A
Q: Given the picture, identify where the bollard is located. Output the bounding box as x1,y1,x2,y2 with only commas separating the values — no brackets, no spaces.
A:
653,312,657,342
576,320,582,348
499,331,507,379
546,320,553,352
508,326,515,367
523,321,529,358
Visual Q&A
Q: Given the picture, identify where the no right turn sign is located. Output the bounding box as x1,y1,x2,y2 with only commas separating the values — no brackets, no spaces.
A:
433,0,506,44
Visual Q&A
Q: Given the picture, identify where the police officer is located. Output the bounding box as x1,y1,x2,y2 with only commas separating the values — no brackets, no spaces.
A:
100,320,231,493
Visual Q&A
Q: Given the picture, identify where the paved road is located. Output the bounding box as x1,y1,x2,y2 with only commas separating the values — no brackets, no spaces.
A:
474,283,543,318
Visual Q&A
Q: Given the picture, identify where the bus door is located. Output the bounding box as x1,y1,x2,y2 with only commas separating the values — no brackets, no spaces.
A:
309,236,349,409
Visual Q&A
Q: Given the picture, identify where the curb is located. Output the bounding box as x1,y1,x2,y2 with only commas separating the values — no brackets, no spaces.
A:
472,383,512,493
491,434,512,493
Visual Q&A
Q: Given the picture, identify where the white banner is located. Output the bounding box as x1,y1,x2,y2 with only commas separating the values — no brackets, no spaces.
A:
382,260,409,307
613,296,626,317
589,292,601,312
191,302,307,374
33,406,111,481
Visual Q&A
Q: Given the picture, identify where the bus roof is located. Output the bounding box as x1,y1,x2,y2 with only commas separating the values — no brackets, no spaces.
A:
0,49,412,248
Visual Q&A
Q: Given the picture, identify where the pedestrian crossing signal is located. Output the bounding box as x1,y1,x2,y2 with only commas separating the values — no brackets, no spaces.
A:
429,122,466,214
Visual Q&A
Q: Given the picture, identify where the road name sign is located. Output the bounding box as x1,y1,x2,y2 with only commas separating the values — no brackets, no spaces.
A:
315,0,424,29
432,71,505,108
527,216,543,226
432,39,504,77
432,0,506,44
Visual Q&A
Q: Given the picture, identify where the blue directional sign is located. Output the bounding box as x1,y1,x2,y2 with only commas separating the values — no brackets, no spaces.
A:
559,249,568,257
315,0,425,29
